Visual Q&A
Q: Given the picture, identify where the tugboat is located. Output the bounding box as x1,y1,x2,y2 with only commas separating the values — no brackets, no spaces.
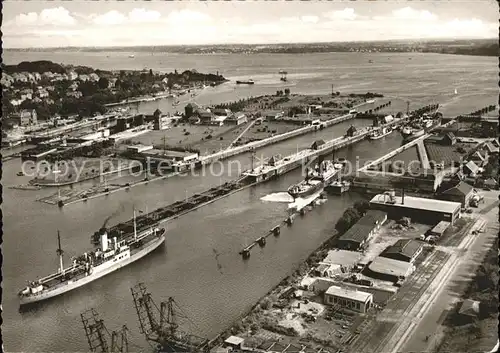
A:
287,160,342,200
369,127,393,140
236,79,255,85
18,210,165,306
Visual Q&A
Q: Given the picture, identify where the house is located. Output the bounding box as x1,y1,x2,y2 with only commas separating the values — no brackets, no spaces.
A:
483,141,499,155
440,132,457,146
337,210,387,251
324,285,373,313
440,181,474,207
458,299,480,319
197,111,215,125
470,151,488,167
380,239,423,263
67,91,83,99
225,112,247,125
68,71,78,80
223,336,244,350
483,178,498,190
463,160,480,177
37,89,49,98
313,263,342,278
265,111,284,121
16,109,38,126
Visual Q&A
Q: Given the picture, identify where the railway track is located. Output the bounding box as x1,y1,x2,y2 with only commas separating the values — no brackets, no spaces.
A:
345,250,450,353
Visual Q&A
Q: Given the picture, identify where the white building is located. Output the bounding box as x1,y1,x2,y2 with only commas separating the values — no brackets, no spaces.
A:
324,285,373,313
68,71,78,81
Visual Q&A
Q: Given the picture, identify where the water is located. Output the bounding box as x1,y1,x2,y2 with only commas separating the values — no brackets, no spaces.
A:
3,51,497,352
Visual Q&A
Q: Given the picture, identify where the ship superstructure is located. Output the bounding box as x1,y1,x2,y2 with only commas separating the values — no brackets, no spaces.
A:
287,160,342,200
18,211,165,306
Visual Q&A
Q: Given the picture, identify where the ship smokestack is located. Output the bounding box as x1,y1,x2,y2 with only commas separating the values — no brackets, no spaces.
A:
114,237,118,251
101,231,108,252
401,188,405,205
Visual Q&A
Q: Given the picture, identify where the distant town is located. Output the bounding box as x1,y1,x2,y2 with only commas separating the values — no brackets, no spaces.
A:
8,38,498,57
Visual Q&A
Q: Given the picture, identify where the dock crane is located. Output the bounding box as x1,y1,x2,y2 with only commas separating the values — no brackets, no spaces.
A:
80,308,129,353
130,283,209,353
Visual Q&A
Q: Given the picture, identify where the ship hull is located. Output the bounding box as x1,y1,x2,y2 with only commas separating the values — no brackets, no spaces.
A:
19,234,165,306
236,81,254,85
288,182,324,199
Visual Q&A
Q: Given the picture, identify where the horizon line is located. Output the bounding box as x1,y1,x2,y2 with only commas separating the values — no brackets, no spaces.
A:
3,37,497,50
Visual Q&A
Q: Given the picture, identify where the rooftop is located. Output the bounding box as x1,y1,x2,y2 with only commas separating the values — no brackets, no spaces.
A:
382,239,423,259
368,256,414,278
459,299,480,317
442,181,474,197
224,336,244,346
325,285,373,302
464,160,480,174
370,194,461,214
338,210,387,243
431,221,451,234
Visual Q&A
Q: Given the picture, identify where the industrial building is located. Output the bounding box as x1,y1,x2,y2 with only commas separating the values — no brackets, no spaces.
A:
365,257,415,283
225,113,247,125
439,181,474,207
324,285,373,313
370,191,461,224
380,239,423,263
428,221,451,237
336,210,387,251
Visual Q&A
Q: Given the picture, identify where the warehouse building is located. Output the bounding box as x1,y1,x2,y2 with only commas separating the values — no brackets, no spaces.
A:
381,239,423,263
439,181,474,207
324,285,373,313
370,192,461,224
365,256,415,283
336,210,387,251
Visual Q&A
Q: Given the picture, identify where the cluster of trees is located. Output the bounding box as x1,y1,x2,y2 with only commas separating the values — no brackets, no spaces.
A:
275,88,290,96
3,60,66,74
348,92,384,98
335,200,371,234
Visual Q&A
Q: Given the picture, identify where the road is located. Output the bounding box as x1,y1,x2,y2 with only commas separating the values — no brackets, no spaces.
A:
394,192,499,353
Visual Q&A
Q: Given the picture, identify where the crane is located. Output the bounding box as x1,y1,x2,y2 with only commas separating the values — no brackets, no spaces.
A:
80,308,129,353
130,283,209,353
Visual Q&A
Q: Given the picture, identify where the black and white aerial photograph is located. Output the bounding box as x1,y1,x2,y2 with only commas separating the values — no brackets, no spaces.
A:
1,0,499,352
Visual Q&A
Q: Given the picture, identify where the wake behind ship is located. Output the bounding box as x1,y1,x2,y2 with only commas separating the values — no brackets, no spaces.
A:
287,160,342,200
18,216,165,306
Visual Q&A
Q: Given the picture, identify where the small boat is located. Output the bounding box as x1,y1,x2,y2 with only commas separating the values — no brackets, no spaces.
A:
326,180,351,195
128,54,135,58
236,79,255,85
366,99,375,104
17,171,24,176
454,88,458,95
172,100,180,107
369,127,392,140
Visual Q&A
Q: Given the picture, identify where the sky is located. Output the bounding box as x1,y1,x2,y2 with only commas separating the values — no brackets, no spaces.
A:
2,1,498,48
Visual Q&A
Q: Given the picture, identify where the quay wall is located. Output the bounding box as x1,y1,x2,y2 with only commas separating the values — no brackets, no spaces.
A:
358,133,429,172
200,113,355,164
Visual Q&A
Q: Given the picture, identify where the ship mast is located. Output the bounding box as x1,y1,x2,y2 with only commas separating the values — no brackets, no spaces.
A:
56,230,64,274
133,208,137,241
